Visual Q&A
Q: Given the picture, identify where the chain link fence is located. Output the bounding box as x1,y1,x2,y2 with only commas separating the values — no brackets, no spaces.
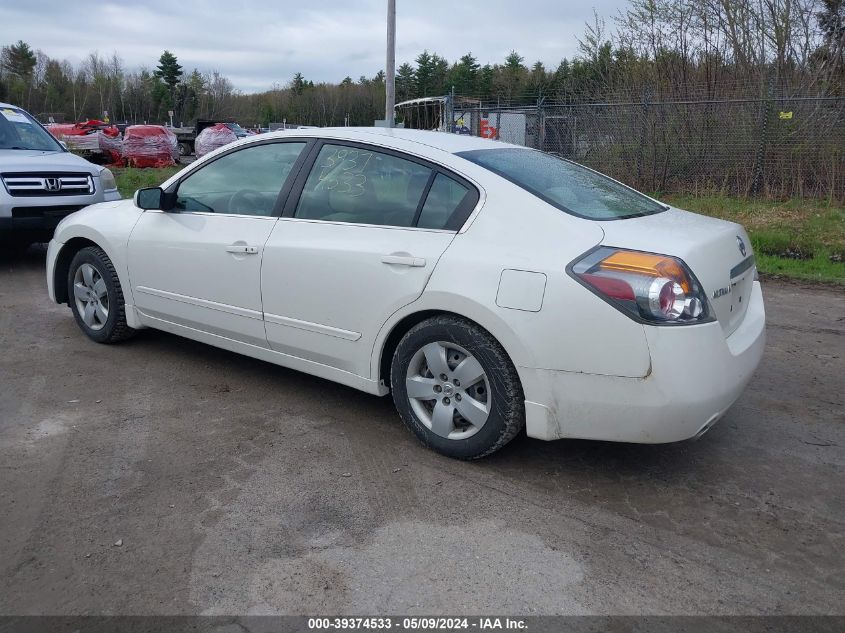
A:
396,95,845,201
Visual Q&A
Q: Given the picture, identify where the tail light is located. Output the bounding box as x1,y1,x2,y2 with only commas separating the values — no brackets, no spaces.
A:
569,247,712,325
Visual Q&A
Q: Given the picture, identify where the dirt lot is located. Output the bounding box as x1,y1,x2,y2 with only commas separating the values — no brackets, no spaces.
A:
1,246,843,616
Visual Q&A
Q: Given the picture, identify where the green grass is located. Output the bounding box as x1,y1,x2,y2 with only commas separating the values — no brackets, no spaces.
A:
662,194,845,285
113,167,845,285
112,166,183,199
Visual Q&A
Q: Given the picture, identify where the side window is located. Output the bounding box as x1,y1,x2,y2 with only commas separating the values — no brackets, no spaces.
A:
296,144,431,227
175,142,306,216
417,173,472,230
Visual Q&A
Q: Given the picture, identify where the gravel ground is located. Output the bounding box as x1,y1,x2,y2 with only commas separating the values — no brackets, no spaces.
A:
1,246,843,616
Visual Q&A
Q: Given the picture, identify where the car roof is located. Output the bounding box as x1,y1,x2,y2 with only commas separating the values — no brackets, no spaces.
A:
259,126,522,155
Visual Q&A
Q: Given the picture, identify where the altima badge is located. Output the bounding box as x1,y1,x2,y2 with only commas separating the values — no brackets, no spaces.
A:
737,236,747,257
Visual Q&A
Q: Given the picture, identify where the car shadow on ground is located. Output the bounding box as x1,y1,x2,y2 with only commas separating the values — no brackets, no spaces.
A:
129,323,717,489
0,241,48,263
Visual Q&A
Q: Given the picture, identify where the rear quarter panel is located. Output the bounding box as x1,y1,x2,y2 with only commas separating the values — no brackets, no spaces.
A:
374,175,653,381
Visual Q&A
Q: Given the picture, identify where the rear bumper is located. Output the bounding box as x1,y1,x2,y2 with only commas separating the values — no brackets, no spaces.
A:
521,281,766,443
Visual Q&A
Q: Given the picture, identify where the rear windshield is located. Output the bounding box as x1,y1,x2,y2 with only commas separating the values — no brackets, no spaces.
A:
456,148,666,220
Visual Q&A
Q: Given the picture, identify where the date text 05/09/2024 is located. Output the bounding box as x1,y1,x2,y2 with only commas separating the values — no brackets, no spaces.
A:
307,617,528,630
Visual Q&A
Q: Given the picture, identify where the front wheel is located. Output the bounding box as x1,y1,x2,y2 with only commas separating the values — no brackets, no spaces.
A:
390,315,525,460
67,246,135,344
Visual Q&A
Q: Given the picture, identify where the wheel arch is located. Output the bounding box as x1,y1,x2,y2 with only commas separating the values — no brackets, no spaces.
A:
53,237,101,304
372,295,536,392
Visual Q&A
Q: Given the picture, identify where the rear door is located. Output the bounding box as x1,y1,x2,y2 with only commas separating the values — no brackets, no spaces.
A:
127,139,309,346
261,141,479,377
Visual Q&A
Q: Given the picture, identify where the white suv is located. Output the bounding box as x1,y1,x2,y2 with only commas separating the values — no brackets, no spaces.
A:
0,103,120,250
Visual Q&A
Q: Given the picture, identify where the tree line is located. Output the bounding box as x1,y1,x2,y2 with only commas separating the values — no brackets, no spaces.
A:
1,0,842,128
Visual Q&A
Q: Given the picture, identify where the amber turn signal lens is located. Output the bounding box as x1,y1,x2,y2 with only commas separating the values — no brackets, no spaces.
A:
570,246,710,324
599,251,691,292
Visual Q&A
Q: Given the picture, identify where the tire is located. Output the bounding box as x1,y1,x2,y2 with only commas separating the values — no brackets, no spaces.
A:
67,246,135,344
390,315,525,460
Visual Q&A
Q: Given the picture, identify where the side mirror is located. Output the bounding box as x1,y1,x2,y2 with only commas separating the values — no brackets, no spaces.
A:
135,187,163,210
135,187,176,211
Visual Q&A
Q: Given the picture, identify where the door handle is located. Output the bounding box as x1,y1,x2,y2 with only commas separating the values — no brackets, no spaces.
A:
226,245,259,255
381,254,426,267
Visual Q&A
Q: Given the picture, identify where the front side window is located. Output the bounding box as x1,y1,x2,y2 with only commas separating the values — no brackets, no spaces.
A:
175,142,306,216
295,144,432,227
457,148,666,220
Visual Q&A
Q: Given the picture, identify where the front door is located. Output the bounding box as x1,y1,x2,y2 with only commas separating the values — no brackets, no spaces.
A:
261,141,479,377
127,140,309,346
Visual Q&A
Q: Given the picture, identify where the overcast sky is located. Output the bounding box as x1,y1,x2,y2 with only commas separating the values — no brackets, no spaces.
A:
1,0,626,93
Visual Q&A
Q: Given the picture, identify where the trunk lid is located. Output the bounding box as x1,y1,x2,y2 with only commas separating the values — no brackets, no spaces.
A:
598,207,755,337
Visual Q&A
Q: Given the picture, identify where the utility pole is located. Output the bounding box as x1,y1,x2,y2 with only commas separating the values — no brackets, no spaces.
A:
385,0,396,127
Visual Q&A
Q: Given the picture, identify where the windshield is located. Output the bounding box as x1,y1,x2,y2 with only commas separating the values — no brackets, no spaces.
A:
457,148,666,220
0,107,63,151
224,122,248,136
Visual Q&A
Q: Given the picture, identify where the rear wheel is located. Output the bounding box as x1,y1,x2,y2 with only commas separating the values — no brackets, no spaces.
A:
67,246,135,344
390,315,525,459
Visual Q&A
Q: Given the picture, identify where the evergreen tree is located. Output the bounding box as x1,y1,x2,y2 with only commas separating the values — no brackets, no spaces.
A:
154,50,182,89
449,53,480,95
529,61,548,98
152,50,182,120
43,60,70,113
415,51,435,95
430,54,450,94
291,72,307,95
499,51,526,101
395,62,416,101
554,59,572,95
149,75,170,121
1,40,37,106
1,40,36,78
183,69,206,121
477,64,495,97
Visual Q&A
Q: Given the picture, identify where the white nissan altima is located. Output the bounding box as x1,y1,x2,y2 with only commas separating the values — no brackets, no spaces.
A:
46,128,765,459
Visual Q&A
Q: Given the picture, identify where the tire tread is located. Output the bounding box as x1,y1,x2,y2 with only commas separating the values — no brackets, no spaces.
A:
69,246,135,344
391,315,525,460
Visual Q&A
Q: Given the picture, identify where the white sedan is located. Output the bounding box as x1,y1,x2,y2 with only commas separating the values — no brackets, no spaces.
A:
46,128,765,459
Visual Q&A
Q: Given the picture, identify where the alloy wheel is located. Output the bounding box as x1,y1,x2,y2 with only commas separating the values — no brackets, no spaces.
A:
405,341,491,440
73,263,109,331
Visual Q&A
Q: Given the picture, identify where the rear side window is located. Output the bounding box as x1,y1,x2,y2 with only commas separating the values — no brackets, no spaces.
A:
417,174,471,230
296,144,431,227
457,148,666,220
294,143,480,230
